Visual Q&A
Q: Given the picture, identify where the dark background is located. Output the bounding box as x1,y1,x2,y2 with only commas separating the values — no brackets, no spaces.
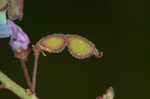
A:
0,0,149,99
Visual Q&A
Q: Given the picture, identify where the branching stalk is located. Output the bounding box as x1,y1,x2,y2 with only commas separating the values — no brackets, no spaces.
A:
20,59,33,93
0,71,38,99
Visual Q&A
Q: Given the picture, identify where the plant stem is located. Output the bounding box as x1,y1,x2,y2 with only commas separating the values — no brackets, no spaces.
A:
20,59,33,93
32,50,40,92
0,71,37,99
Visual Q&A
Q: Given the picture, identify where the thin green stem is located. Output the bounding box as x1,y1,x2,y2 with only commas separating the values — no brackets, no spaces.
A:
0,71,37,99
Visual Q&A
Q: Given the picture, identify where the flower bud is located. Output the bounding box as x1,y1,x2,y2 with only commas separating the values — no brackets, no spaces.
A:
8,19,30,52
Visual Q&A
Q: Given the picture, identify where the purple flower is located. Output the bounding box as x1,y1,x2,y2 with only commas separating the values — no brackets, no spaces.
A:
8,19,30,52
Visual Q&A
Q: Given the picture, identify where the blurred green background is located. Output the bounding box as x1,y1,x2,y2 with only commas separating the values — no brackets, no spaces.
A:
0,0,149,99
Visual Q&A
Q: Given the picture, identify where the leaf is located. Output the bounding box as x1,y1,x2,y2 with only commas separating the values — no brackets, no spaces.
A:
66,35,100,59
0,0,8,11
37,34,66,53
8,0,23,20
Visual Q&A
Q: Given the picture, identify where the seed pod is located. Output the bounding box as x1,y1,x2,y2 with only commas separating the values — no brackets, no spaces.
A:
0,0,8,11
65,35,101,59
8,0,23,20
36,33,102,59
37,34,66,53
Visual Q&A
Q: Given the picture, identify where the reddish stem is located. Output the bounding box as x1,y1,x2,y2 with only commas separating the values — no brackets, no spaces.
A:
32,46,40,92
20,59,33,92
